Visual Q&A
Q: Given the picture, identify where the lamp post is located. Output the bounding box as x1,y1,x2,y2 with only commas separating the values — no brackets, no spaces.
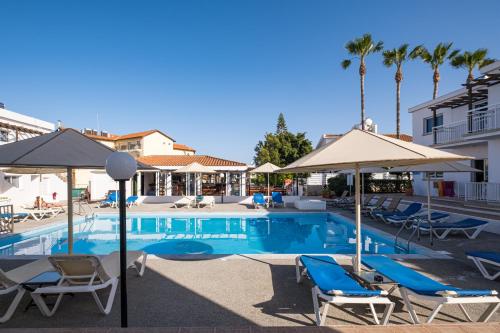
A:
105,152,137,328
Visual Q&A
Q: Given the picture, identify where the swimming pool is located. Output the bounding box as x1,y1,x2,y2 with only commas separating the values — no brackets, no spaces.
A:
0,213,420,255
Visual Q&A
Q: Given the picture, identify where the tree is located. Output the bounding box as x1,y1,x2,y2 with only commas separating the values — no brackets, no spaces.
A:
254,114,313,185
382,44,420,138
414,43,460,99
450,49,495,84
341,34,384,130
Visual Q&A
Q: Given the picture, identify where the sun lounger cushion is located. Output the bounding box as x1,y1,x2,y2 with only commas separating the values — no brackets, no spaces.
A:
300,255,382,297
466,251,500,264
362,256,495,297
417,218,487,231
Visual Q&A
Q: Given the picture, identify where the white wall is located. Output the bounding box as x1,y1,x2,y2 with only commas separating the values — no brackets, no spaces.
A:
488,138,500,182
488,84,500,106
142,132,174,156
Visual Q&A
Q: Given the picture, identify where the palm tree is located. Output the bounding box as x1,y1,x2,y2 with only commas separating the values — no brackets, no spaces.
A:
450,49,495,84
382,44,421,139
341,34,384,130
414,43,460,99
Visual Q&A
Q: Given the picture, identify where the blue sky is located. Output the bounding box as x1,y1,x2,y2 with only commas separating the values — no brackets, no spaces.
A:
1,0,499,163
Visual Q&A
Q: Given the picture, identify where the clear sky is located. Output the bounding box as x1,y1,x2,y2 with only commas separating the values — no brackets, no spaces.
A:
1,0,499,164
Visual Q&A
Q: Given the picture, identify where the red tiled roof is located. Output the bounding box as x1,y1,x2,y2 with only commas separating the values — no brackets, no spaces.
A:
84,129,175,142
84,133,118,141
383,133,413,142
137,155,246,167
173,143,196,152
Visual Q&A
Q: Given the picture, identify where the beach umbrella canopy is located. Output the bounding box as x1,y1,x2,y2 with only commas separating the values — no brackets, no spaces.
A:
173,162,216,174
0,128,154,253
249,162,281,196
280,129,472,272
391,161,481,224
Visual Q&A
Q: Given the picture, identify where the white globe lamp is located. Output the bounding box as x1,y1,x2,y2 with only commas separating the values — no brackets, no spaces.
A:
106,152,137,180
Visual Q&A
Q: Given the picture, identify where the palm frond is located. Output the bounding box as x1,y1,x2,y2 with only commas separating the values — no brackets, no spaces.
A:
479,58,496,68
341,59,352,69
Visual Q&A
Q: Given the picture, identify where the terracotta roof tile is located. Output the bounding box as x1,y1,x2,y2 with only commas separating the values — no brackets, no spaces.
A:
383,133,413,142
84,133,119,141
173,143,196,152
84,129,175,141
137,155,246,167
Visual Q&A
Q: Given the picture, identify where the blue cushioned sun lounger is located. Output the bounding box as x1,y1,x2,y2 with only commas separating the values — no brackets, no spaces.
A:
295,255,394,326
0,212,29,222
126,196,139,207
466,251,500,281
416,218,488,240
271,192,285,208
375,202,422,223
362,256,499,324
252,193,267,209
386,212,450,225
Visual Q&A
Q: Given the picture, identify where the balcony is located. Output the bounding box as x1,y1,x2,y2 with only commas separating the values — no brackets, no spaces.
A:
433,104,500,145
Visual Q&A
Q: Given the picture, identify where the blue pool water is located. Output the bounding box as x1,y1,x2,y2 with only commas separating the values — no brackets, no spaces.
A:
0,213,419,255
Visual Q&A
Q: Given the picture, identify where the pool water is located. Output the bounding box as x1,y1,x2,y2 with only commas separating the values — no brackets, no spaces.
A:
0,213,417,255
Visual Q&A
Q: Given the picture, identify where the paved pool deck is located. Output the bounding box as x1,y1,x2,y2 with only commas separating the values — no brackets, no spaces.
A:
0,201,499,329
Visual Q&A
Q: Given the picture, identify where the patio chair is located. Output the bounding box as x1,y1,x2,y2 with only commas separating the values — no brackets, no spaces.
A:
466,251,500,280
252,193,268,209
173,196,194,208
126,195,139,207
31,251,147,317
0,258,54,323
271,192,285,208
196,196,215,208
295,255,394,326
415,218,488,240
362,255,500,324
375,202,422,224
387,211,450,226
369,197,401,219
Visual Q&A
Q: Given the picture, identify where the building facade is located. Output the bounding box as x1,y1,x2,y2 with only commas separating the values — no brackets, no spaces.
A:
0,105,68,206
409,61,500,202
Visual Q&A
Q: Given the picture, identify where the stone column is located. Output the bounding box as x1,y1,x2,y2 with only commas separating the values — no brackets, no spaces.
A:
137,171,142,196
155,172,160,196
166,172,172,196
225,172,231,196
197,173,202,195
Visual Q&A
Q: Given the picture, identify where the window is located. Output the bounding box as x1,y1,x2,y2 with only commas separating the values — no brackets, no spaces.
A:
423,114,443,135
4,176,20,188
424,172,443,180
0,130,9,142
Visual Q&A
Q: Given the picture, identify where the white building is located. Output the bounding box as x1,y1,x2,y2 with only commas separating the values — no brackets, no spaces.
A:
409,61,500,202
0,105,68,206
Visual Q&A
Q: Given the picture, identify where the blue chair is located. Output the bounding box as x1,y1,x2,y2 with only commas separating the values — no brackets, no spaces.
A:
252,193,267,209
467,251,500,280
416,218,488,240
126,196,139,207
271,192,285,208
387,212,449,225
295,255,394,325
99,191,118,208
362,256,500,324
375,202,422,224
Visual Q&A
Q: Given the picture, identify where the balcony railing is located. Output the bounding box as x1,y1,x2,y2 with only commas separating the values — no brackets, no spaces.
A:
433,104,500,145
463,182,500,202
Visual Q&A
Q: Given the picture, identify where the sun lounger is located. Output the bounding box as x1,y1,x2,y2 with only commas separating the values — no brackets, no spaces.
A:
19,206,60,221
252,193,268,209
295,255,394,326
369,197,401,219
31,251,147,317
466,251,500,280
387,212,450,225
375,202,422,224
361,196,386,215
0,258,54,322
173,196,194,208
196,196,215,208
98,192,118,208
126,195,139,207
271,192,285,208
0,212,30,223
362,255,500,324
416,218,488,240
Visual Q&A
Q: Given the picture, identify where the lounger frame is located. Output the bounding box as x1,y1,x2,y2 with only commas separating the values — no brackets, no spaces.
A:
295,256,394,326
0,285,26,323
399,287,500,324
421,222,488,240
467,255,500,280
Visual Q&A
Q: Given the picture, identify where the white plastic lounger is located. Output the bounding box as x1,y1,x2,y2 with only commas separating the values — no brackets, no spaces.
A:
173,197,194,208
295,255,394,326
196,196,215,208
466,252,500,280
31,251,147,317
0,258,54,323
417,218,488,240
362,256,500,324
